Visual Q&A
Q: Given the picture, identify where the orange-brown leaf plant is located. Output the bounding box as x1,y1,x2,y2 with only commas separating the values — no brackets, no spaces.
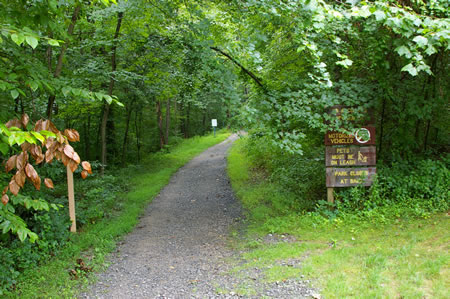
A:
2,114,91,205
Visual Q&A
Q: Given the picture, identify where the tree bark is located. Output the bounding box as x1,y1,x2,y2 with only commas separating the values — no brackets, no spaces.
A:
135,108,142,163
46,4,81,119
121,100,134,166
156,100,166,149
165,99,170,144
100,11,123,175
184,102,190,138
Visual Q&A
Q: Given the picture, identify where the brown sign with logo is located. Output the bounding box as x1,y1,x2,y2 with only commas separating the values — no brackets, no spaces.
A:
325,146,376,167
326,167,376,187
324,126,376,146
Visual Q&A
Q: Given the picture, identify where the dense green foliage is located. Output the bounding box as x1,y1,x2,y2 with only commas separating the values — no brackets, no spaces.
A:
236,137,449,224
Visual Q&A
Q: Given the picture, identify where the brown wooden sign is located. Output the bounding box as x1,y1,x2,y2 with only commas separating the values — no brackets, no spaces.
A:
324,126,375,146
326,167,376,187
326,146,376,167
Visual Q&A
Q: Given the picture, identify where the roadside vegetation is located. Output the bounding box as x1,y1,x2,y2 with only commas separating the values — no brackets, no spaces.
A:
1,131,229,297
228,137,449,298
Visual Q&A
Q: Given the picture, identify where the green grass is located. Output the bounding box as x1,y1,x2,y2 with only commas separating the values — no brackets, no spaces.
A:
227,138,450,298
6,131,230,298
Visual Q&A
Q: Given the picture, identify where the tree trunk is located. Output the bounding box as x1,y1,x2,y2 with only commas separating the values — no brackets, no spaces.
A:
100,11,123,175
378,97,386,156
184,102,190,138
156,100,166,149
135,108,142,163
121,100,134,166
165,99,170,144
46,4,81,119
202,110,206,134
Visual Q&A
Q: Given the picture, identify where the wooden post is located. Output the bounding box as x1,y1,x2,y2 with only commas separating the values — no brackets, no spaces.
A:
327,187,334,204
67,165,76,232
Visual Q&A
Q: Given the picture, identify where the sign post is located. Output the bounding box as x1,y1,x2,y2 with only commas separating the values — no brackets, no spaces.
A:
66,165,76,232
325,106,376,204
211,119,217,137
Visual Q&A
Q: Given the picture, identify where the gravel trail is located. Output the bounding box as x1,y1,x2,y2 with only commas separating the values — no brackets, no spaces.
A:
81,134,317,298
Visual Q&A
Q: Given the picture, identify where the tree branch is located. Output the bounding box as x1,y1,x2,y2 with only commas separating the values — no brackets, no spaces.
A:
210,46,265,89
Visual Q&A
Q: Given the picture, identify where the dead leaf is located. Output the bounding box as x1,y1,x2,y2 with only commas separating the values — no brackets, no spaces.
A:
48,120,59,134
9,179,20,195
45,137,55,149
16,152,28,170
2,186,8,195
64,129,80,142
44,178,54,189
45,148,55,163
68,160,78,173
1,194,8,205
5,155,17,173
21,142,31,152
25,163,39,183
72,152,81,164
81,170,88,179
5,119,22,129
34,119,43,132
32,176,41,191
63,144,75,159
21,113,30,128
57,132,65,144
61,153,70,166
81,161,92,174
14,170,26,188
41,120,50,131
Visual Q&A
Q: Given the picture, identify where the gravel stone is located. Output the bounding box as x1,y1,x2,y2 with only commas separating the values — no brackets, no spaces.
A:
80,134,318,298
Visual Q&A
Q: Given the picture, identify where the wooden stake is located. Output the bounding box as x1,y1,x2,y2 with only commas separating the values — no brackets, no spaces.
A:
327,187,334,204
67,165,76,232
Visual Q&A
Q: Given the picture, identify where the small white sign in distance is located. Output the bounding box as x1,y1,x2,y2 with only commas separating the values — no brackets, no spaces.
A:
211,119,217,127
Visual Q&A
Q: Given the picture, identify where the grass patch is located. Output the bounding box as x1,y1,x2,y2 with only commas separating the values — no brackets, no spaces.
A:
227,138,450,298
6,131,230,298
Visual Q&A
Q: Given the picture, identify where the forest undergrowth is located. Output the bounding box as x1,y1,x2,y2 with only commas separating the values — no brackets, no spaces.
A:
227,137,449,298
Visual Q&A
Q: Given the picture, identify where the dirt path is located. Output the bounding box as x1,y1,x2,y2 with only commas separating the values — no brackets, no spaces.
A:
81,135,316,298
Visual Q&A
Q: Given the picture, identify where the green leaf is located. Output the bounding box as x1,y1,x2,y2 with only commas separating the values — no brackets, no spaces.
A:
17,227,28,242
0,142,8,154
425,45,437,55
412,36,428,48
401,63,418,76
28,232,38,243
11,33,25,46
40,130,56,138
104,95,113,104
336,59,353,68
10,89,19,99
373,10,385,21
72,88,81,96
29,81,39,92
31,131,45,143
25,35,38,49
48,39,60,46
114,99,124,107
62,86,71,97
395,45,412,58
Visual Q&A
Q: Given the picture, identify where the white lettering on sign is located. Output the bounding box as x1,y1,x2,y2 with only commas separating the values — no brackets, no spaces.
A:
211,119,217,127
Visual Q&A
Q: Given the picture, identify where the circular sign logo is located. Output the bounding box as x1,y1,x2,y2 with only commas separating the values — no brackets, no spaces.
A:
355,128,371,144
